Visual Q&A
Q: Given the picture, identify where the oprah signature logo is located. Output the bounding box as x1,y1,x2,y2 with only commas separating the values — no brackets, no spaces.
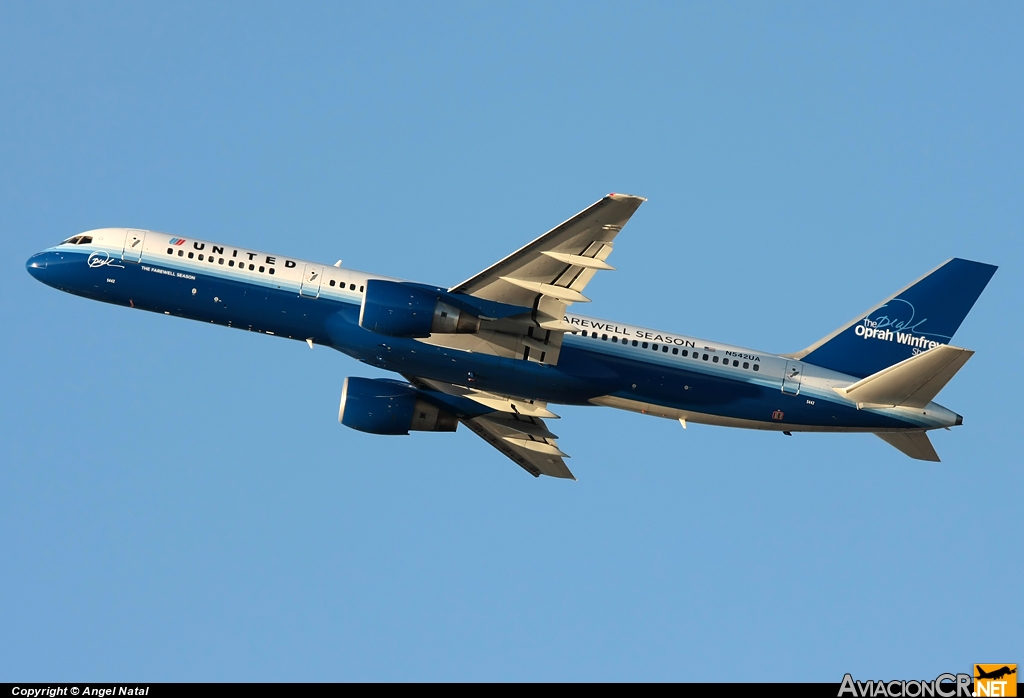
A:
862,299,951,341
87,250,125,269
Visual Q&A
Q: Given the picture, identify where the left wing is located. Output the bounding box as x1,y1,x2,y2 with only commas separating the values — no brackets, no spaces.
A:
462,412,575,480
405,375,575,480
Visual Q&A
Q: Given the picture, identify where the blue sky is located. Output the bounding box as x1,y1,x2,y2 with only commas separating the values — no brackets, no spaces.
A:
1,2,1021,681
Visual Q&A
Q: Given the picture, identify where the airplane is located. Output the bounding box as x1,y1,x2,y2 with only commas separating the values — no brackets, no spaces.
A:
25,194,997,480
976,666,1016,681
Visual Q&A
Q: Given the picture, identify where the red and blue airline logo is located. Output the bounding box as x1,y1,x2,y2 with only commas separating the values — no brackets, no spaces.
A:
169,238,186,246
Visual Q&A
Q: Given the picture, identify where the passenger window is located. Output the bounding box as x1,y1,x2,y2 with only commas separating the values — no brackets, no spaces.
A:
166,248,173,255
249,264,255,270
642,342,648,349
743,362,749,369
209,256,214,263
612,336,618,343
359,286,364,292
582,331,588,337
662,346,668,353
350,283,356,290
753,364,760,371
652,343,658,350
228,260,234,266
218,258,224,265
702,354,708,361
269,268,275,275
602,334,607,340
259,266,265,272
188,252,194,259
329,280,336,287
733,360,739,367
632,340,638,347
672,347,678,355
198,254,204,261
178,250,184,256
713,356,719,363
682,350,688,357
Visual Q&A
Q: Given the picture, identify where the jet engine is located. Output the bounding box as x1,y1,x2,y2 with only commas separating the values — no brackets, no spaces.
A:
338,377,458,435
359,279,480,337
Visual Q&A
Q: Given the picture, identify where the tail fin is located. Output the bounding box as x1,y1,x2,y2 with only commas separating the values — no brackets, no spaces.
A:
875,432,940,462
834,344,974,408
793,258,997,377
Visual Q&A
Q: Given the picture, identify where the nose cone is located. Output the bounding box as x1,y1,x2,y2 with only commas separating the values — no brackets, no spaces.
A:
26,252,49,281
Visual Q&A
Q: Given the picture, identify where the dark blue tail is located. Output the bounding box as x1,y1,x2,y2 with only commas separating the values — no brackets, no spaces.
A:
795,258,997,378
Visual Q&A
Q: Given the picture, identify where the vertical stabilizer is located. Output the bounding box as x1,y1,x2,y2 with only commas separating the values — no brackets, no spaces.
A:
793,258,996,378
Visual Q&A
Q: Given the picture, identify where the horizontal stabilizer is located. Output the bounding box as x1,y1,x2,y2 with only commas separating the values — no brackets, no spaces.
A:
834,344,973,408
875,431,940,462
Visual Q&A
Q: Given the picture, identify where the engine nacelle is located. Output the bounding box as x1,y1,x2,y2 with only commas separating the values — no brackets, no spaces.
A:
338,377,458,435
359,279,480,337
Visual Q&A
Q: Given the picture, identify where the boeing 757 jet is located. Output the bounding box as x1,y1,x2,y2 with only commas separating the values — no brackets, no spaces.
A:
26,194,996,479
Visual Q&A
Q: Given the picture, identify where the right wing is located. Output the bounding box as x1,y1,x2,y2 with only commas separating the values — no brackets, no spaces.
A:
422,193,645,367
449,192,646,312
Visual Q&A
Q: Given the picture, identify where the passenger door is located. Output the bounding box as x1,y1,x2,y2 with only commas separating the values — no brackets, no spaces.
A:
122,229,146,263
781,360,803,395
299,263,324,298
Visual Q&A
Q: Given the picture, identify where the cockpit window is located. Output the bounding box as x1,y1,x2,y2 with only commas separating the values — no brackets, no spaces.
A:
61,235,93,245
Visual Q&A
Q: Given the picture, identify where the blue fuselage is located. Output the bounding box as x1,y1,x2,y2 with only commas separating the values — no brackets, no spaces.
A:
26,236,956,434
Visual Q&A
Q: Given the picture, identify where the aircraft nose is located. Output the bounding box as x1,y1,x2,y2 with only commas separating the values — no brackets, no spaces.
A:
26,252,49,280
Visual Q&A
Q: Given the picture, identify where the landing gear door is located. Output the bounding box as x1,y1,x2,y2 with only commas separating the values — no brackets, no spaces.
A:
781,360,803,395
123,229,146,263
299,264,324,298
